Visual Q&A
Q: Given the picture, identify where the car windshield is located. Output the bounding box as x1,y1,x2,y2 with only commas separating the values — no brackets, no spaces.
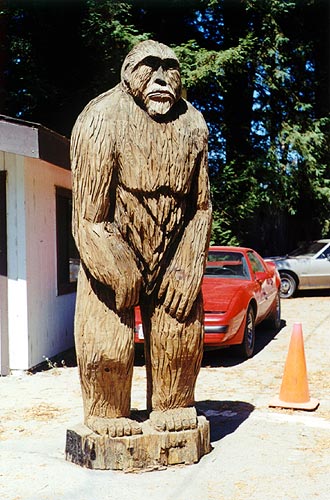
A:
289,241,326,257
205,251,250,279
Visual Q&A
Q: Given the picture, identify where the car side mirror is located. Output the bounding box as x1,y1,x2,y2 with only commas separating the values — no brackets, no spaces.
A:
255,271,268,283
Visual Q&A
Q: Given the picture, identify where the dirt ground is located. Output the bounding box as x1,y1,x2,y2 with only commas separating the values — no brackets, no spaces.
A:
1,291,330,500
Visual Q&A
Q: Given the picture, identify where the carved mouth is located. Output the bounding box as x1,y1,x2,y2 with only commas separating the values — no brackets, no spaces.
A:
147,91,174,101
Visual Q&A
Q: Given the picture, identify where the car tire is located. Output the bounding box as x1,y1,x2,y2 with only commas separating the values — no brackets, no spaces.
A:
235,305,255,359
279,271,297,299
267,291,281,330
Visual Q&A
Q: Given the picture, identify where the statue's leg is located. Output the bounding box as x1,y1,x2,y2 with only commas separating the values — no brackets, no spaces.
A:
141,293,204,431
74,265,141,436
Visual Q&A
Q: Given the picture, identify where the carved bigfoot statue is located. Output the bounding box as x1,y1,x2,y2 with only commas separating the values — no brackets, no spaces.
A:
71,40,212,438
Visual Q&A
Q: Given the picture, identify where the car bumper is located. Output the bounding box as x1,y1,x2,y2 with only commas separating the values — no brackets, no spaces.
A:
134,313,246,348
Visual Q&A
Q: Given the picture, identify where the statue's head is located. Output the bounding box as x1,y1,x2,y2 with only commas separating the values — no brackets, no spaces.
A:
121,40,182,118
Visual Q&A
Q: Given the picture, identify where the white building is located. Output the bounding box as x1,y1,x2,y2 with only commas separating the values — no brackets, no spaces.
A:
0,115,77,374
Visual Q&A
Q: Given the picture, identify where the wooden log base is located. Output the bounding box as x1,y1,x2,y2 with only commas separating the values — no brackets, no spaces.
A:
65,415,211,471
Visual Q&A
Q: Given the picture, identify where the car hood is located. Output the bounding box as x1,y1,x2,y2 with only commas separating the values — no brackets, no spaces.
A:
266,255,290,261
202,278,245,312
267,255,308,262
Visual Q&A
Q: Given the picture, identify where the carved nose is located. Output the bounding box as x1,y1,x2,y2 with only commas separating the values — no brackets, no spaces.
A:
154,66,166,84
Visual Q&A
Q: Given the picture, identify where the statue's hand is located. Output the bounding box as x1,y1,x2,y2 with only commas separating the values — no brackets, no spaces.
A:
157,212,210,321
158,266,202,321
112,255,142,311
79,222,142,310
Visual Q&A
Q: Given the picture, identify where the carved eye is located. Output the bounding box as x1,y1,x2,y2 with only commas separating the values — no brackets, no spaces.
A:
142,56,161,70
162,58,180,71
139,56,179,72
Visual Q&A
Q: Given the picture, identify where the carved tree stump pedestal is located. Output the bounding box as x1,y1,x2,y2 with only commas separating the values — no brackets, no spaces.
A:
65,416,211,471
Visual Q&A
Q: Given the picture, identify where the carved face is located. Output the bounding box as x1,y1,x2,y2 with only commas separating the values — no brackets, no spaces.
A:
121,40,182,117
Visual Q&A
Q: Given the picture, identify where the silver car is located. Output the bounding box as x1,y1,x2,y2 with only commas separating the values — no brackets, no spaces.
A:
266,239,330,298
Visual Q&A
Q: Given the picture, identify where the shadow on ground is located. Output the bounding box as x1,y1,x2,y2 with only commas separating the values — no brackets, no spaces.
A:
196,400,255,442
129,400,255,444
294,288,330,298
29,347,78,373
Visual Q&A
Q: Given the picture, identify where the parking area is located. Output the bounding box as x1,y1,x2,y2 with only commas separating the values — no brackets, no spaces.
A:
1,291,330,500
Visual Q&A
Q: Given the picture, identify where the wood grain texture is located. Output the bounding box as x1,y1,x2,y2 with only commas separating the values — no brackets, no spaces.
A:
66,416,211,470
70,40,212,445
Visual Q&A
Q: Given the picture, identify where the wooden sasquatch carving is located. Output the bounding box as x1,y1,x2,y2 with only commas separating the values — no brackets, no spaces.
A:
71,40,212,438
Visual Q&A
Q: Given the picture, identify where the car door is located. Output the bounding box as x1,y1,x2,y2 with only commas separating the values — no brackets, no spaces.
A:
248,250,277,318
246,251,269,319
308,244,330,288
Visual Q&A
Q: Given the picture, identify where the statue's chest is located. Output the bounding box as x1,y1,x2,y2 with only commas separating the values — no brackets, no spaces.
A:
117,117,200,194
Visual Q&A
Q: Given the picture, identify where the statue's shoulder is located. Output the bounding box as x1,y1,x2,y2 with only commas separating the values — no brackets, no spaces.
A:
71,85,133,146
77,84,127,122
182,99,208,134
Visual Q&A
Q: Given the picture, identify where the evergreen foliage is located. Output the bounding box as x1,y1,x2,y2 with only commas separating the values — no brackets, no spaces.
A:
0,0,329,253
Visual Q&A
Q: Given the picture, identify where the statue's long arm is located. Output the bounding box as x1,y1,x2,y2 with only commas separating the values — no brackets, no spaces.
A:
158,145,212,321
71,104,142,310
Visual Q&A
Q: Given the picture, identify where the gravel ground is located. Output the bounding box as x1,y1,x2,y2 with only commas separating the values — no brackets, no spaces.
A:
0,291,330,500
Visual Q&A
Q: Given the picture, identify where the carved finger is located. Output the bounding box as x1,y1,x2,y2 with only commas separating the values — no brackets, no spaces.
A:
129,284,136,308
129,282,140,309
158,279,169,301
168,290,182,318
131,278,140,307
162,286,175,312
176,296,193,322
115,289,125,311
123,285,133,310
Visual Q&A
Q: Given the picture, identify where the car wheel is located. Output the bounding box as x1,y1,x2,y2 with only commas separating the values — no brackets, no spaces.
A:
279,271,297,299
267,291,281,330
236,305,255,359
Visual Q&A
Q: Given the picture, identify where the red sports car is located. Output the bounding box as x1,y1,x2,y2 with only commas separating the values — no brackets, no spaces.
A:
135,246,281,359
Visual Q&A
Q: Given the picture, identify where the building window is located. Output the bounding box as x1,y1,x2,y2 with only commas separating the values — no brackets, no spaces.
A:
56,186,80,295
0,171,7,277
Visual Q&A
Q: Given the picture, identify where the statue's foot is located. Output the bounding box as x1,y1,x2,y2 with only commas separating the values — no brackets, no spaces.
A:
86,416,142,437
149,407,198,432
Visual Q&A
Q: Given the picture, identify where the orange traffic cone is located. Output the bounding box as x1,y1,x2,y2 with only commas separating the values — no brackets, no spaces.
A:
269,322,319,411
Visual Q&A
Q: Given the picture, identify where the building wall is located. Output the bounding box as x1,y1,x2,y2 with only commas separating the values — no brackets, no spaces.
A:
24,156,75,369
1,151,75,371
5,152,30,370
